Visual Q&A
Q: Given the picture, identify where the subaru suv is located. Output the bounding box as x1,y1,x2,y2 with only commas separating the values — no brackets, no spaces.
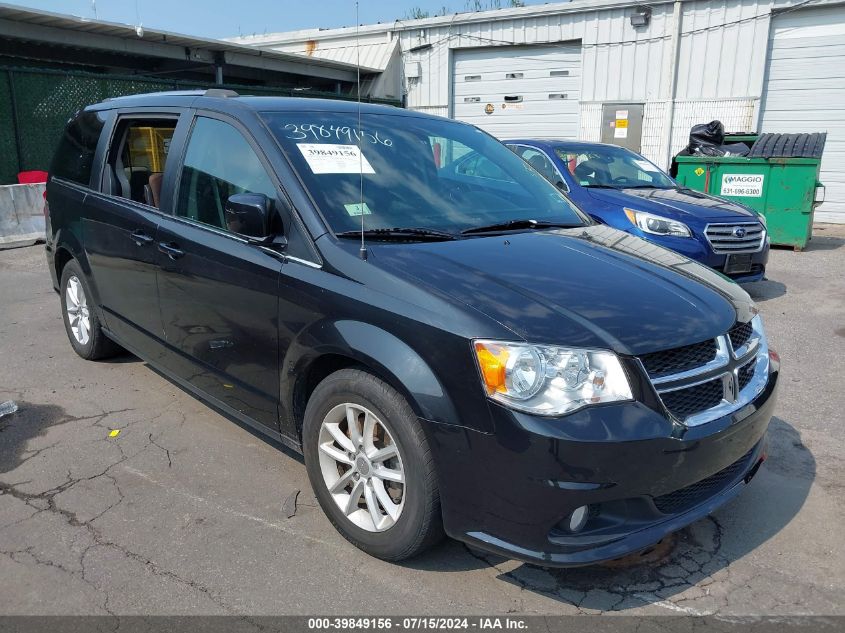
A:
45,90,778,566
505,140,770,283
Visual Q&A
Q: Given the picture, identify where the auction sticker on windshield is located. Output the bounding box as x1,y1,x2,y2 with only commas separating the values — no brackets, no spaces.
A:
721,173,764,197
297,143,375,174
634,159,660,173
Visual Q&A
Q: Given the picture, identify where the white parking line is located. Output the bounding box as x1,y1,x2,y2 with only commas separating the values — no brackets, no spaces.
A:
632,594,711,616
121,465,337,548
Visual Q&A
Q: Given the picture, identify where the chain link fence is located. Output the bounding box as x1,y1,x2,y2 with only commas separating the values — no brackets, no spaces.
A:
0,66,400,185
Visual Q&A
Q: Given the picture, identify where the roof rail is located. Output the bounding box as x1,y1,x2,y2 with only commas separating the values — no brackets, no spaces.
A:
203,88,239,98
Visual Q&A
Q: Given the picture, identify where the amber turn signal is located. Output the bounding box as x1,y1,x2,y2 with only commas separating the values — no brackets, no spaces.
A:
474,342,509,395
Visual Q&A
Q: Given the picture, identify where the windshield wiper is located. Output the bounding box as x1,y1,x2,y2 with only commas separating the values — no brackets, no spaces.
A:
582,184,620,189
620,184,673,190
461,219,581,235
336,227,458,241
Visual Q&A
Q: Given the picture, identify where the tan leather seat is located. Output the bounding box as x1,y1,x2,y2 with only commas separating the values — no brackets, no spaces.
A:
145,172,163,208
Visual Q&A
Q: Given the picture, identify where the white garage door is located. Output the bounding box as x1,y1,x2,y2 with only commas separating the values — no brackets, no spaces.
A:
759,6,845,223
452,44,581,140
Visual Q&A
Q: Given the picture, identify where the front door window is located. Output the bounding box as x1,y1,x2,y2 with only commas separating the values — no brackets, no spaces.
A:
175,117,276,232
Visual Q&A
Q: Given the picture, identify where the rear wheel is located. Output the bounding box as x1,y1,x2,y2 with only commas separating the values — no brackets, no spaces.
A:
303,368,443,561
59,259,122,360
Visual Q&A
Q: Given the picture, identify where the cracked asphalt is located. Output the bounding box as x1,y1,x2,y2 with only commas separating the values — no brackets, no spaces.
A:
1,225,844,616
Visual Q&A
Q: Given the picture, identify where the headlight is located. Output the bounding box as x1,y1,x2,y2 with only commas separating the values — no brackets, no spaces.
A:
624,208,691,237
473,340,633,416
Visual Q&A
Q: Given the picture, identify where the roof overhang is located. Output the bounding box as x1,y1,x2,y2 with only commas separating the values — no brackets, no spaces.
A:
0,2,362,82
230,0,679,43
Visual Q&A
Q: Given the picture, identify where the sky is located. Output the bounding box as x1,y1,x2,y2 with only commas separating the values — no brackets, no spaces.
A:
15,0,548,39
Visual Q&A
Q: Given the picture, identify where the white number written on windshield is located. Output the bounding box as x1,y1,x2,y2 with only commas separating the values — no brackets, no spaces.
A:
283,123,393,147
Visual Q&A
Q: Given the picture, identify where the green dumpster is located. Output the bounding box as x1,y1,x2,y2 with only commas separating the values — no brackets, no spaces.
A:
674,133,826,250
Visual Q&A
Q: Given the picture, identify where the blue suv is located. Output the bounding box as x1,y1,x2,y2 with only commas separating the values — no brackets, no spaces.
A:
504,140,769,282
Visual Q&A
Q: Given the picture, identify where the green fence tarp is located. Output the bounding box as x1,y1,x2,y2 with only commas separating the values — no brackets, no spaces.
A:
0,67,400,185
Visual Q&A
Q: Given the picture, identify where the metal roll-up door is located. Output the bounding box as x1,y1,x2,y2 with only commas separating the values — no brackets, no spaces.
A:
452,44,581,140
760,5,845,223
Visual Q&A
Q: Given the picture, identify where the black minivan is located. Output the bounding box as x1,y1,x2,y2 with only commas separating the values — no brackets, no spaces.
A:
45,90,778,566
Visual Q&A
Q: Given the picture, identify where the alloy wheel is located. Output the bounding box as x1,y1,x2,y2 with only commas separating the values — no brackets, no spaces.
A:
317,403,405,532
65,275,91,346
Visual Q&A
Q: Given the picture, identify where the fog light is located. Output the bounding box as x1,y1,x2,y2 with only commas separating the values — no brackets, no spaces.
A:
566,505,589,533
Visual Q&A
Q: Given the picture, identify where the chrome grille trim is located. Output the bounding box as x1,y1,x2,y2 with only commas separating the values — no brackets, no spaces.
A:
704,222,766,254
641,317,769,427
651,336,730,386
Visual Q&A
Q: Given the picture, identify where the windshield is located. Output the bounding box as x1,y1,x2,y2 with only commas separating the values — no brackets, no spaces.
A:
261,111,587,235
555,145,675,189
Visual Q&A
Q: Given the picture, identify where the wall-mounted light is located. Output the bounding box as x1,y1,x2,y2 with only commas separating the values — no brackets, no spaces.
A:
630,6,651,28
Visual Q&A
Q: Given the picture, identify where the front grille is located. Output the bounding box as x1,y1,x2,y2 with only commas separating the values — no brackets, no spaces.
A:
639,339,717,377
705,222,765,254
737,359,755,391
653,448,755,514
729,321,753,351
660,377,724,420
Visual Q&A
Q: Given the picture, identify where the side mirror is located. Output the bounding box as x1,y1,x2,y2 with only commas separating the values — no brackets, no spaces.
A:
555,180,569,193
225,193,271,238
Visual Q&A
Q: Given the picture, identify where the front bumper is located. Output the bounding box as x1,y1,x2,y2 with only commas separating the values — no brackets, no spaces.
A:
620,226,769,283
429,360,778,567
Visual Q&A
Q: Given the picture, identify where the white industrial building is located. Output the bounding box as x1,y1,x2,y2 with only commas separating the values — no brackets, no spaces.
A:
231,0,845,222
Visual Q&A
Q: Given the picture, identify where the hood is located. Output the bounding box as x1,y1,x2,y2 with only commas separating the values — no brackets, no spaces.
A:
367,225,755,356
586,186,758,222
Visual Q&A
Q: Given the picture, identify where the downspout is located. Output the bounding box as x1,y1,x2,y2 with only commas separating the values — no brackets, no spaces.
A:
662,0,683,170
214,53,225,85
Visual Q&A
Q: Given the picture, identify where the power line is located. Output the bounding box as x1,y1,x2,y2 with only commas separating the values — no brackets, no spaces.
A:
238,0,826,68
403,0,824,55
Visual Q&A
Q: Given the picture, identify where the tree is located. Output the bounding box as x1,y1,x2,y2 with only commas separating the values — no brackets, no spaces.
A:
402,0,524,21
404,7,431,19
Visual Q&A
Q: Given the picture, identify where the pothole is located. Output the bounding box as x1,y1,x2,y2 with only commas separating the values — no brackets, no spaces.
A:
599,532,678,569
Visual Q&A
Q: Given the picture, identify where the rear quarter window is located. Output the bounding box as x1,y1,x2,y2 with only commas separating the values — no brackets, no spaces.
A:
50,110,107,187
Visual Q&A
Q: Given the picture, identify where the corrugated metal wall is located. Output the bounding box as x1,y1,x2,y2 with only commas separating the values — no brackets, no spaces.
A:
675,1,772,99
399,0,774,111
759,4,845,222
253,0,844,217
389,0,786,171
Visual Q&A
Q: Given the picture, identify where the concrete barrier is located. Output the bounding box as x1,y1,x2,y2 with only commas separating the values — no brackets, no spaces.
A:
0,183,46,249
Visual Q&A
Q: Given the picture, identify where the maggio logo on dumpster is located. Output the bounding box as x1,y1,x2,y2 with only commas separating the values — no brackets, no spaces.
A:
721,173,764,198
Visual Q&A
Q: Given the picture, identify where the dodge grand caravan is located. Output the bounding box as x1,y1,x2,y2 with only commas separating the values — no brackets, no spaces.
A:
45,90,778,566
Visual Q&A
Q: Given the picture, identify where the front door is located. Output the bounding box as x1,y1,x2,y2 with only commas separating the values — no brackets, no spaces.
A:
155,115,282,432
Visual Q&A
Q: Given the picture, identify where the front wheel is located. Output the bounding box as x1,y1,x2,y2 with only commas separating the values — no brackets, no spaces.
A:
302,369,443,561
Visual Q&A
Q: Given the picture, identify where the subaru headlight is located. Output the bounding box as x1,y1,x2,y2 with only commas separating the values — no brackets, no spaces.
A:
624,208,691,237
473,340,633,416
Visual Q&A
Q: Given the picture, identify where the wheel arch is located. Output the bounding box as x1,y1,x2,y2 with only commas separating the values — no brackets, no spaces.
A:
54,245,75,284
286,320,462,439
53,229,102,307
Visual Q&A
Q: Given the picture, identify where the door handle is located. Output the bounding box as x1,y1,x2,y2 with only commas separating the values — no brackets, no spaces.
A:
158,242,185,260
130,230,154,246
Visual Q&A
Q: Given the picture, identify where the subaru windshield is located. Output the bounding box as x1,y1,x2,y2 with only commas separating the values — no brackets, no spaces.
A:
261,111,588,237
555,145,676,190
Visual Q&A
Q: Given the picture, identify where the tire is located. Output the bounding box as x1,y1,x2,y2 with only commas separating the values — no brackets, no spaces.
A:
59,259,122,361
303,368,444,561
